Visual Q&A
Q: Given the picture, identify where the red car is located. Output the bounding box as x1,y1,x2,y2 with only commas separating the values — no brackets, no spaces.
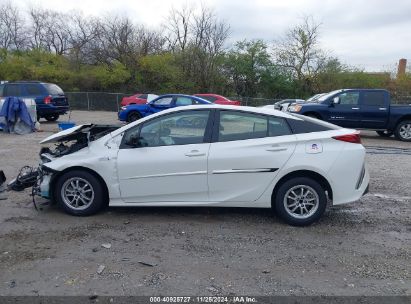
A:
120,93,148,106
194,94,241,106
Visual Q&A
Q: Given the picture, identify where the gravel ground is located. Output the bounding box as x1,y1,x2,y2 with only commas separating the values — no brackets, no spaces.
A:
0,111,410,296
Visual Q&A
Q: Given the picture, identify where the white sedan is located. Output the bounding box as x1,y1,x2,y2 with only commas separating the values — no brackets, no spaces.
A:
37,105,369,226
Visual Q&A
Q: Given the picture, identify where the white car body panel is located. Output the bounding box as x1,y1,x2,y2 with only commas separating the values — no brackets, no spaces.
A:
117,143,209,202
40,104,369,210
207,135,297,202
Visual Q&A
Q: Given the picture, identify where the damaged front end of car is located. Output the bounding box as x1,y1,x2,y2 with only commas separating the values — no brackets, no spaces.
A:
0,124,120,205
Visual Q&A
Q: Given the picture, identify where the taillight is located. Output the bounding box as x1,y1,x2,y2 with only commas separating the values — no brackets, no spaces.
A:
332,132,361,144
44,95,52,104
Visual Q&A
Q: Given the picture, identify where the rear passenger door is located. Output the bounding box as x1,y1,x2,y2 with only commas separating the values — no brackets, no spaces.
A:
207,110,296,202
360,90,389,129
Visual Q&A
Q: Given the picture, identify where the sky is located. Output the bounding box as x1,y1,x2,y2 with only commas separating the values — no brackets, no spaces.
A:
10,0,411,72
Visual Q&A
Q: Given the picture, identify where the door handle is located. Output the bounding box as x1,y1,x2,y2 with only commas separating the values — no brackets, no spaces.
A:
379,107,387,110
352,107,360,110
185,150,206,157
266,146,287,152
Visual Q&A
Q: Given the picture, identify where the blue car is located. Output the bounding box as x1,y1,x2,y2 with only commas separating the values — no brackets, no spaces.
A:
0,81,69,121
118,94,212,122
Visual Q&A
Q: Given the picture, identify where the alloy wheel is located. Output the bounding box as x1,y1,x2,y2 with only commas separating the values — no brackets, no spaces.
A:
283,185,319,219
61,177,95,210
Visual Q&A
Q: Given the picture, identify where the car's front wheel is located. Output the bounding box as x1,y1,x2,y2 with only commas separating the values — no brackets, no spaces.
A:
55,170,106,216
394,120,411,142
274,177,327,226
127,111,141,123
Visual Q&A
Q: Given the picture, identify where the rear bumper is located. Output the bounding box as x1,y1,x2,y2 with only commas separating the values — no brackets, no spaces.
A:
332,167,370,205
37,105,69,116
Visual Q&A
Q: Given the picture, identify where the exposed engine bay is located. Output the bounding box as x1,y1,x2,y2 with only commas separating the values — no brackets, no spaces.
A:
40,124,119,158
0,124,120,206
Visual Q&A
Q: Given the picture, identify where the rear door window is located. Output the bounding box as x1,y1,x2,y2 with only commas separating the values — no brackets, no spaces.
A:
268,117,292,136
218,111,268,142
25,84,43,96
362,91,386,107
175,96,194,106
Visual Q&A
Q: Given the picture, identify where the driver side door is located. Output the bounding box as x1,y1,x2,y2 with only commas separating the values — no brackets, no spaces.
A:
116,109,213,203
327,91,361,128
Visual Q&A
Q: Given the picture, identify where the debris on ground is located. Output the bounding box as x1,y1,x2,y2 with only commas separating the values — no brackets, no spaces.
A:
101,243,111,249
138,261,157,267
97,265,106,275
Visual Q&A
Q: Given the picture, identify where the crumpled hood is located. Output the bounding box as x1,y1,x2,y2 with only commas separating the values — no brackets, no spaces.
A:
40,124,121,144
40,124,92,144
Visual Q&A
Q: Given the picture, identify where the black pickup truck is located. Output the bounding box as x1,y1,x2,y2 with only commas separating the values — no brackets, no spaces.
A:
287,89,411,141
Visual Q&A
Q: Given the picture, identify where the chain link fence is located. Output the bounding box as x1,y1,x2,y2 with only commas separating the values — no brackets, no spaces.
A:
66,92,129,112
66,92,282,111
65,91,411,112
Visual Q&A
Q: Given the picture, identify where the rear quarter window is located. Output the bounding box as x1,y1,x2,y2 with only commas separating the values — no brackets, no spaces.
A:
44,83,64,95
287,114,340,134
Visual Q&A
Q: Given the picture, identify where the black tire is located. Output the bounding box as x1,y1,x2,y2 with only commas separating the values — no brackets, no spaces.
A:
36,112,41,121
44,114,59,122
376,130,393,137
54,170,107,216
394,120,411,142
273,177,327,226
127,111,141,123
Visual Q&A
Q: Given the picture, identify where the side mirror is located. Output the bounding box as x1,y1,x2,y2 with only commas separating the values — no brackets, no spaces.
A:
333,97,340,104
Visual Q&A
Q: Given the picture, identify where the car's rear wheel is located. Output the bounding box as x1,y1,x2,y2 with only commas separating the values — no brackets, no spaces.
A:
274,177,327,226
376,130,393,137
44,114,59,121
394,120,411,142
127,111,141,123
55,170,106,216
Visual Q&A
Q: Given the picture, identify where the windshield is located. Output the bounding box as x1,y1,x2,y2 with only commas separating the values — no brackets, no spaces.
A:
317,90,343,103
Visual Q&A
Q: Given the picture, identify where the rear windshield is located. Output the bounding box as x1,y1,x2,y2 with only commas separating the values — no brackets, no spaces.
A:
287,114,341,134
44,83,64,95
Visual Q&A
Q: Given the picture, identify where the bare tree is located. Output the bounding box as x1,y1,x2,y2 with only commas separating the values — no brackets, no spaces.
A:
0,2,27,50
275,16,325,86
163,5,193,51
164,5,230,90
67,12,99,65
28,7,72,54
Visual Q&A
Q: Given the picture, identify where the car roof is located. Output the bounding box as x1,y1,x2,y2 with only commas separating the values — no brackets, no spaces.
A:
112,104,301,137
151,94,211,103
